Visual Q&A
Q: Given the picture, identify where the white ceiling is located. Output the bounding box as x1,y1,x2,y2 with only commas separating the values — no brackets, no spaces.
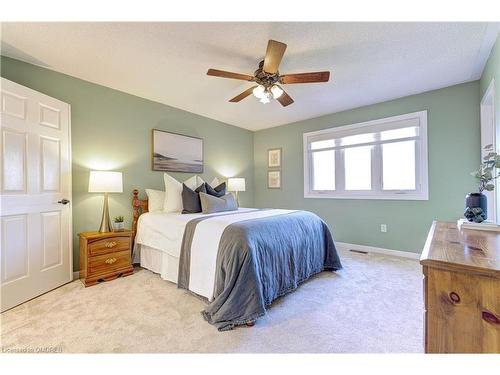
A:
1,22,499,131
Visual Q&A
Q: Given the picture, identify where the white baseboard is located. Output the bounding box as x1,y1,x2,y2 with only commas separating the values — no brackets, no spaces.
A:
72,271,80,280
336,241,420,260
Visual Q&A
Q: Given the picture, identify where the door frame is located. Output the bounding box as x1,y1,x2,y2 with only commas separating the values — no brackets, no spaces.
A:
480,78,496,222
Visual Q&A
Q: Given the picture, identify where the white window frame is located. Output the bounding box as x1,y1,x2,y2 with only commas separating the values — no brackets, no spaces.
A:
303,110,428,200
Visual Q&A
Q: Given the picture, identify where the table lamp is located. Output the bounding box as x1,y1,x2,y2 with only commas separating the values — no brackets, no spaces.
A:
88,170,123,232
227,177,246,206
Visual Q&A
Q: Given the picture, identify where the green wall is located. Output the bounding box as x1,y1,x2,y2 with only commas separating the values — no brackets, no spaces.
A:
253,82,481,254
0,56,255,271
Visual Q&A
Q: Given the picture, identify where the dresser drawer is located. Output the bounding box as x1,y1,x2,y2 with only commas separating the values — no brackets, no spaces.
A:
88,236,130,256
88,250,131,274
425,267,500,353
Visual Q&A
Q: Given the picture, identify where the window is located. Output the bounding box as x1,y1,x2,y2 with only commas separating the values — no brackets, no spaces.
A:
303,111,428,200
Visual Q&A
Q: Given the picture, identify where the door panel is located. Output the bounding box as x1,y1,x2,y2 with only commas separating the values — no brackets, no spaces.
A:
39,104,61,129
1,215,29,284
1,90,26,119
40,136,61,192
41,211,62,270
1,128,27,193
1,77,72,312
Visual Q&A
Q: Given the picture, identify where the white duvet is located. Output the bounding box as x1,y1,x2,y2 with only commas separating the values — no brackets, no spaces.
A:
135,208,254,258
135,208,294,300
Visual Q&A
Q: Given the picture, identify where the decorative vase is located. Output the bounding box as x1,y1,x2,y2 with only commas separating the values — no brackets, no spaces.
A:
113,222,124,232
465,192,487,219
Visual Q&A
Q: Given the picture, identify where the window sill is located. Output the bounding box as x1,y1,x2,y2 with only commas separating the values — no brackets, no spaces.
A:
303,192,429,201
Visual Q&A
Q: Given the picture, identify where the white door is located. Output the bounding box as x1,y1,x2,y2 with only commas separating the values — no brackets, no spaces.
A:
480,79,496,222
0,78,72,312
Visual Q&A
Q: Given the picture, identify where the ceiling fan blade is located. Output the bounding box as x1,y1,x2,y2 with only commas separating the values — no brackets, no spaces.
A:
263,40,287,74
229,86,257,102
207,69,254,81
276,90,294,107
280,71,330,84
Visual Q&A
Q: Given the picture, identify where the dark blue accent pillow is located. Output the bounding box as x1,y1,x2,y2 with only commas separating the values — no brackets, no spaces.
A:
205,182,226,198
181,183,207,214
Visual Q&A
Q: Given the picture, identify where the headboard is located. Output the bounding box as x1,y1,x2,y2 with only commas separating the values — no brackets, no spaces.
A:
132,189,148,238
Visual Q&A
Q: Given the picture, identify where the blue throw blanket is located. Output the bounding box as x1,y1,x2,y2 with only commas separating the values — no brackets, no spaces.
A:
178,210,342,331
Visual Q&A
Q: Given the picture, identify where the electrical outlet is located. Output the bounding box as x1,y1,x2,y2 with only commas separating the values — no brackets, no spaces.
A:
380,224,387,233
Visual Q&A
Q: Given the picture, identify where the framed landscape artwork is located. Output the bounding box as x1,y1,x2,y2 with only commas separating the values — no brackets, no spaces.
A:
268,170,281,189
152,129,203,173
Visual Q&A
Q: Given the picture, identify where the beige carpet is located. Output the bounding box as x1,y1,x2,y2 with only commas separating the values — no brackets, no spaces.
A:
0,249,423,353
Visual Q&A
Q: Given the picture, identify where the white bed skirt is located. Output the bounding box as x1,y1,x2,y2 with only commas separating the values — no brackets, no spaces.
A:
134,244,179,284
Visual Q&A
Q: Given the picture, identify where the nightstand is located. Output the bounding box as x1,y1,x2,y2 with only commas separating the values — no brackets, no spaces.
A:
78,230,134,287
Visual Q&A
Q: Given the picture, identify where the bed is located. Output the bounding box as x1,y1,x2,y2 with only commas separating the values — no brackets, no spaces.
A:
132,189,342,331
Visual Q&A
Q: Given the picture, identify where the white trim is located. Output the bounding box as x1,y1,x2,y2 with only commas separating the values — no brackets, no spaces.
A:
304,110,425,139
68,104,73,284
72,271,80,281
480,79,496,222
303,111,428,200
336,241,420,260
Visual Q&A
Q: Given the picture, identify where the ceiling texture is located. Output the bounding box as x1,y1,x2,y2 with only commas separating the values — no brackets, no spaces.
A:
1,22,499,131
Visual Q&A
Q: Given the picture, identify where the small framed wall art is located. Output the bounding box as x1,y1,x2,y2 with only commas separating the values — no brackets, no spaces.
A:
268,170,281,189
268,148,282,168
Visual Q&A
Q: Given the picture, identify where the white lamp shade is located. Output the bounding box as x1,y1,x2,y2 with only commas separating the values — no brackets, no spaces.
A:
228,177,246,192
88,171,123,193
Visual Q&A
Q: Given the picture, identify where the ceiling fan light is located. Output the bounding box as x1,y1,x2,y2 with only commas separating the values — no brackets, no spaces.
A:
259,96,271,104
253,85,265,99
271,85,283,99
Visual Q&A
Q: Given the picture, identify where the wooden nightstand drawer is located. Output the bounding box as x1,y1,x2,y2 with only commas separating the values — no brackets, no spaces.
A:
89,250,131,274
89,236,130,256
79,230,134,287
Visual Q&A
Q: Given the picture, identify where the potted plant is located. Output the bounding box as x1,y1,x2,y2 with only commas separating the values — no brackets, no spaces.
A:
467,144,500,222
113,216,125,231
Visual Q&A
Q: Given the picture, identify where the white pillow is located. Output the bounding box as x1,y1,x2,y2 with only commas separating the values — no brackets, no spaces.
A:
197,176,206,187
145,189,165,212
197,176,220,188
210,177,220,187
163,173,198,213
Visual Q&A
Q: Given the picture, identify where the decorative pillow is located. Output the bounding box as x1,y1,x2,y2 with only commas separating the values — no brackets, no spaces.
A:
163,173,198,213
197,176,220,188
145,189,165,212
205,182,226,198
210,177,220,187
181,183,207,214
199,192,238,214
197,176,206,187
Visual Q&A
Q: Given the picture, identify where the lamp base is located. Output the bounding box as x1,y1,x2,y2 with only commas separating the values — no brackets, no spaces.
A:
98,192,112,233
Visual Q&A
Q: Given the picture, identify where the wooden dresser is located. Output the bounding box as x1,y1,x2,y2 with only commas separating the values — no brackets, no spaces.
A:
420,221,500,353
79,230,134,287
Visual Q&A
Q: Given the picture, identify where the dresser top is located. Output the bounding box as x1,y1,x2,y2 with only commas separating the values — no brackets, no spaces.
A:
420,221,500,277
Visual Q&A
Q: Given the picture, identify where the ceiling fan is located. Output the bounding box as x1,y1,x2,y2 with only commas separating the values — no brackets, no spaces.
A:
206,40,330,107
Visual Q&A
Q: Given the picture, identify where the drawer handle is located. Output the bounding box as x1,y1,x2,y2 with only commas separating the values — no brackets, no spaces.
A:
449,292,461,304
482,310,500,325
105,241,117,248
105,257,117,264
